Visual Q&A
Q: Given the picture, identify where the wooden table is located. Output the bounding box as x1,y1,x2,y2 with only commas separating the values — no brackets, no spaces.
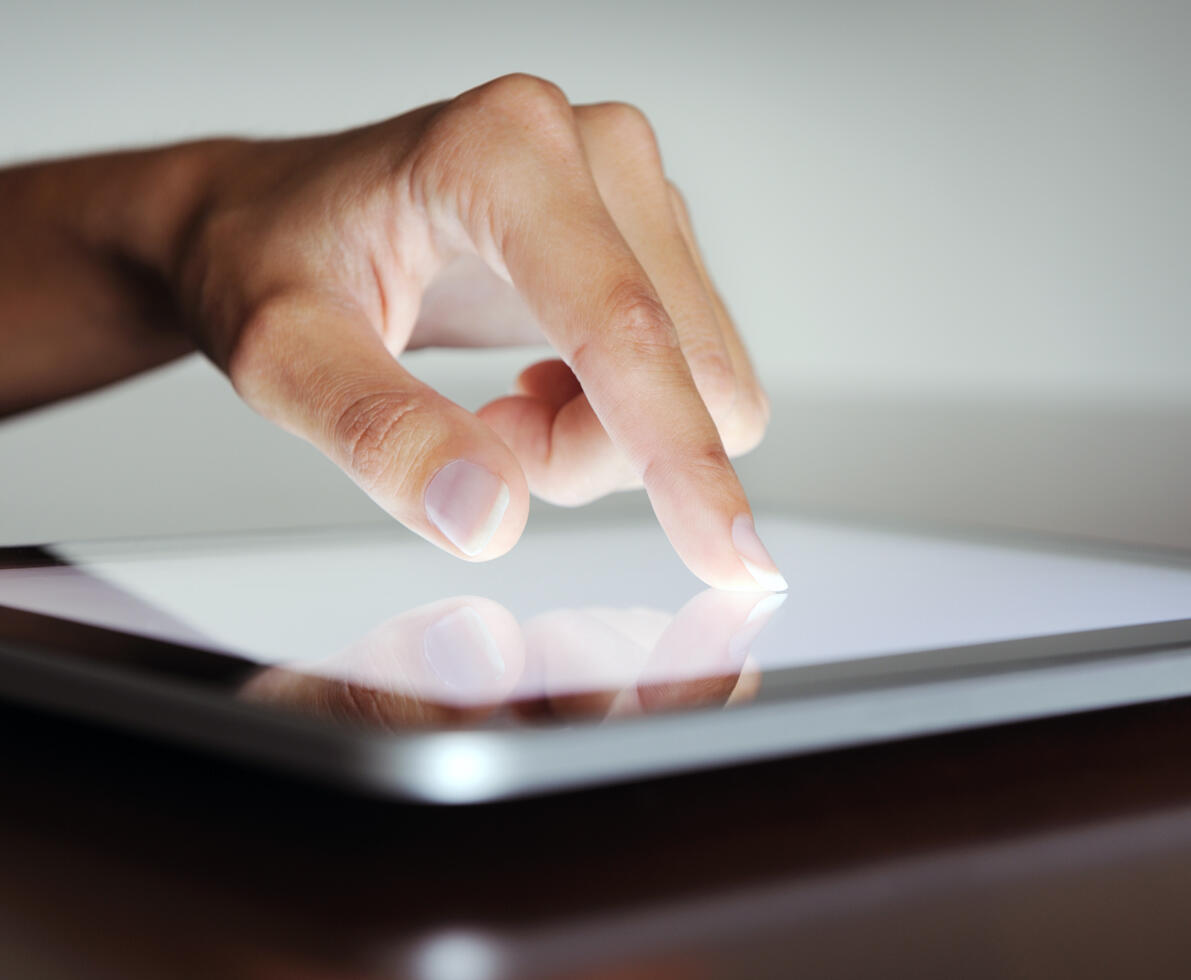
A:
4,695,1191,979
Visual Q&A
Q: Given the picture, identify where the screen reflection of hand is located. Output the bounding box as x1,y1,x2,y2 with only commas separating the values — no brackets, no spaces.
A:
239,590,785,730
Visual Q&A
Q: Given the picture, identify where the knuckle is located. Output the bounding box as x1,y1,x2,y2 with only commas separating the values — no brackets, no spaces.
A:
666,179,693,226
423,74,577,195
666,179,687,210
691,352,738,420
600,282,680,359
643,442,733,494
755,386,772,429
332,390,428,490
688,443,734,480
569,284,679,376
722,385,771,456
724,401,769,456
587,101,658,153
470,72,572,125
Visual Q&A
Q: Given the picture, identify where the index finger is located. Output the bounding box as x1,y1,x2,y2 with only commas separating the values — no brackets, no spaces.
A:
432,76,787,591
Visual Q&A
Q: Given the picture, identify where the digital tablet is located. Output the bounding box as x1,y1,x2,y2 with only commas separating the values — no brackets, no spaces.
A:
1,512,1189,804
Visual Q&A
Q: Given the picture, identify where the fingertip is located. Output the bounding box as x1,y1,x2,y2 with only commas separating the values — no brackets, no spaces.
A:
682,549,788,593
731,513,788,591
645,461,787,592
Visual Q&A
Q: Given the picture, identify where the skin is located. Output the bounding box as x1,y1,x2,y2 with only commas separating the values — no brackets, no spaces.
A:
0,73,782,590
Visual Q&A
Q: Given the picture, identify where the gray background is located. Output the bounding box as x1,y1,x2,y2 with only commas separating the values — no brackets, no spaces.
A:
1,0,1188,548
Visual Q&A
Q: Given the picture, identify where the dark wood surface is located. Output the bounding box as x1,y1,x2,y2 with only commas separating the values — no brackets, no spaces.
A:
4,695,1191,979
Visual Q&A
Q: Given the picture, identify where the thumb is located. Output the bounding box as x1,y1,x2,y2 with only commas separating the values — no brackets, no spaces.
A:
227,291,528,558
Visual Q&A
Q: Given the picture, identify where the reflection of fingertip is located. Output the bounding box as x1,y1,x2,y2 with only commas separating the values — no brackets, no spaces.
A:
423,606,507,699
729,592,787,660
727,657,763,706
747,591,787,625
740,556,789,593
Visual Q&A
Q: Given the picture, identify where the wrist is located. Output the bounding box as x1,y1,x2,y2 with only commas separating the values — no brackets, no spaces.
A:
8,138,249,287
97,138,249,285
0,140,250,413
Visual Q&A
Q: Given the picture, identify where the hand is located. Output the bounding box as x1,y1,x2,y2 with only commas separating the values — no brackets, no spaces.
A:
176,74,786,590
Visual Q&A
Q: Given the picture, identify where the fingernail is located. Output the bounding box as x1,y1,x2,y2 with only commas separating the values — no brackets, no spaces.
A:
731,514,788,592
728,592,787,659
423,606,506,697
425,459,510,556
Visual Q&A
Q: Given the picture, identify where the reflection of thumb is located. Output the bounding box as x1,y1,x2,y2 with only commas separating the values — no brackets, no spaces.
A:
422,605,511,699
240,596,524,727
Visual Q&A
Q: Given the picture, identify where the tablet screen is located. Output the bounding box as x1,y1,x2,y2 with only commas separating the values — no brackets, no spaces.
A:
1,516,1190,730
